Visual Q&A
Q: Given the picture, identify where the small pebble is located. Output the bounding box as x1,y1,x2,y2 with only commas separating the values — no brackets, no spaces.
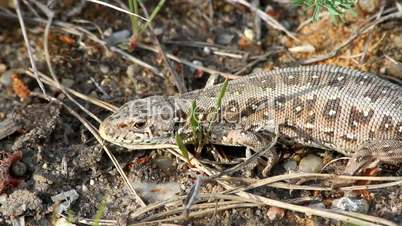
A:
283,159,297,172
358,0,380,13
153,27,164,36
61,78,74,88
217,33,234,45
100,64,110,74
105,29,130,45
203,46,211,55
153,157,175,174
126,65,137,78
10,160,27,177
243,28,254,41
0,64,6,74
288,44,315,53
309,202,326,209
331,197,369,213
81,184,88,192
299,154,323,173
384,59,402,79
54,218,76,226
267,206,285,221
0,70,13,86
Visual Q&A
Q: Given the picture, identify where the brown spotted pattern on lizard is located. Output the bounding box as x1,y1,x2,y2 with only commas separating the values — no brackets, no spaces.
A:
99,65,402,175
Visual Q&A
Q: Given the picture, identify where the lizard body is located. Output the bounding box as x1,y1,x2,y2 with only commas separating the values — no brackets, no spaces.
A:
99,65,402,175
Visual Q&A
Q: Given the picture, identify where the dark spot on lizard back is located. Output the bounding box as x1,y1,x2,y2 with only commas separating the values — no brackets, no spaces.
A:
305,73,321,86
274,95,287,111
323,130,335,142
322,98,341,120
175,109,187,120
395,122,402,139
223,99,240,122
353,74,374,86
306,113,316,124
292,97,304,117
260,78,276,90
282,73,299,86
340,133,358,143
348,107,374,129
305,95,317,111
369,130,376,139
363,85,394,103
240,97,260,118
378,115,394,132
328,75,347,89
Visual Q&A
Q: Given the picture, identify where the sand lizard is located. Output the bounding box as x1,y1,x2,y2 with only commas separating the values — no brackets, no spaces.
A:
99,65,402,176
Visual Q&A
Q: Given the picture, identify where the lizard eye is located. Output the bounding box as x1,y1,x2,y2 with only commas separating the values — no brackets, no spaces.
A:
133,121,146,129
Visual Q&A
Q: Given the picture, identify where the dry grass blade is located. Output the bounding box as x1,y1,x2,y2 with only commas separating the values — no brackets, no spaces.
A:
41,8,103,124
23,70,118,112
30,92,146,207
301,7,401,64
86,0,149,22
130,203,260,225
138,0,187,93
224,173,402,193
14,0,46,96
138,44,241,80
110,46,164,77
165,148,398,226
226,0,299,41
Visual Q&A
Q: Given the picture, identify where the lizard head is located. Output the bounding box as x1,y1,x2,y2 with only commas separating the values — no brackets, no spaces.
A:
99,96,189,150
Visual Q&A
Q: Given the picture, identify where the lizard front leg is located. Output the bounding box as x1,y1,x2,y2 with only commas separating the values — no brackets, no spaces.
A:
209,127,279,177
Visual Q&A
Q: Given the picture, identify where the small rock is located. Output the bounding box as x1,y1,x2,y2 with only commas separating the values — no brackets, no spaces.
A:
331,197,369,213
288,44,315,53
126,65,138,78
0,64,6,74
51,189,79,214
0,70,13,86
203,46,211,55
105,29,130,45
299,154,323,173
153,157,175,174
153,27,164,36
133,182,181,202
243,28,254,41
54,218,76,226
99,64,110,74
267,206,285,221
61,78,74,88
217,33,235,45
283,159,297,172
385,58,402,79
309,202,326,209
358,0,380,13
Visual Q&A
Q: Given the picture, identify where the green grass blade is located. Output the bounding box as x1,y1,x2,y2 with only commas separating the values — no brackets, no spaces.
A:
128,0,139,34
175,133,190,162
189,100,201,143
92,197,107,226
215,79,228,111
139,0,166,33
